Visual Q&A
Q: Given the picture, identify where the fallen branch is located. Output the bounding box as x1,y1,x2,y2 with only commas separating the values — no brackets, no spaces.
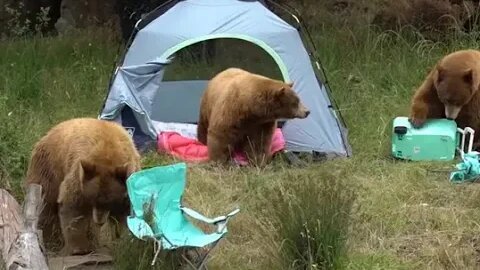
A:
1,184,49,270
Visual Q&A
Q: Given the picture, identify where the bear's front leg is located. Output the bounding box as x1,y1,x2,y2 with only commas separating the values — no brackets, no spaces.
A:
207,132,234,165
58,202,92,255
409,100,430,128
37,201,62,247
243,123,276,167
409,92,447,128
409,68,444,128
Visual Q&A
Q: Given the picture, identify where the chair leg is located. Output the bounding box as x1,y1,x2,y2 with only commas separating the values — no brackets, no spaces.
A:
181,251,199,270
180,247,208,270
196,238,222,270
151,238,163,266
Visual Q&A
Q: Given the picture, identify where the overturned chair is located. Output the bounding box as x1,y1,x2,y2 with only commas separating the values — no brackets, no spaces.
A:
125,162,240,268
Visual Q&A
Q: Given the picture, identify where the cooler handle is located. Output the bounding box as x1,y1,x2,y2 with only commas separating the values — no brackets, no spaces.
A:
457,127,475,158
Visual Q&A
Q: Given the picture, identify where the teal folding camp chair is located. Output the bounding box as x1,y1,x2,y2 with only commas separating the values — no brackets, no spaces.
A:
125,162,240,268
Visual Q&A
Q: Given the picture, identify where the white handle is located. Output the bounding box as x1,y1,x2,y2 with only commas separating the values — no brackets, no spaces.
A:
457,127,475,156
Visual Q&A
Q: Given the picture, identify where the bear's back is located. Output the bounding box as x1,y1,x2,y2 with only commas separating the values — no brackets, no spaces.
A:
206,68,287,102
30,118,139,180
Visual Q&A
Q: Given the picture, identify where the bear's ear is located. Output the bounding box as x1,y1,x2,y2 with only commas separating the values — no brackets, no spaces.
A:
275,87,287,100
286,81,294,88
466,68,480,93
436,66,445,83
114,164,129,182
80,159,97,182
463,69,473,84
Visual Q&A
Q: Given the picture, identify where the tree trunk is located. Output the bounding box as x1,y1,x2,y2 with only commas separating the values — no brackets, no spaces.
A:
0,184,49,270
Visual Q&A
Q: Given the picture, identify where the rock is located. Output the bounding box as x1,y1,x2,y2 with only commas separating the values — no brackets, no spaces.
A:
54,0,120,35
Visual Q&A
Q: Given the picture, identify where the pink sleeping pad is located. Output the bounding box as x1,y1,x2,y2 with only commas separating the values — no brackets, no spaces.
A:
157,128,286,165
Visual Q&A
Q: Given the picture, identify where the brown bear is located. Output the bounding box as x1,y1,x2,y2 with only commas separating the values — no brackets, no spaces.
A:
409,49,480,149
197,68,310,166
24,117,141,255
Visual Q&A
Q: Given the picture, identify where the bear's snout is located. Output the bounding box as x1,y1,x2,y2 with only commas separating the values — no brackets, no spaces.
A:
296,103,310,119
444,105,462,120
92,207,110,225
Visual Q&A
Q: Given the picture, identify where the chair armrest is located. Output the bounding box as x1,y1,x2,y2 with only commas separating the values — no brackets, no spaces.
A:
180,207,240,233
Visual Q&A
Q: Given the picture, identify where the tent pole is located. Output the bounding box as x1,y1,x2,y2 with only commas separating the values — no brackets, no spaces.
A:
264,0,351,157
98,0,178,117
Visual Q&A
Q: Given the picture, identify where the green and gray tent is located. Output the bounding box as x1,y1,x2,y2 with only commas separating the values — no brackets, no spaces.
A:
98,0,352,160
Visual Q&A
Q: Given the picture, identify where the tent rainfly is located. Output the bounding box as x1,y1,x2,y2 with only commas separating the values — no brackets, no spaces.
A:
98,0,352,160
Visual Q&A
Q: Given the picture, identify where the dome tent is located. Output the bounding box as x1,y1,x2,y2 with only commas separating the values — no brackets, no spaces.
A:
98,0,352,160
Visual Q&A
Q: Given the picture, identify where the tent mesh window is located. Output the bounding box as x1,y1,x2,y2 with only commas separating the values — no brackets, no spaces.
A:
163,39,283,82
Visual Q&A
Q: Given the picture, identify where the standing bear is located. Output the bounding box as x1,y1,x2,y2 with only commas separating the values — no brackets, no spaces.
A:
409,49,480,149
197,68,310,166
24,117,142,255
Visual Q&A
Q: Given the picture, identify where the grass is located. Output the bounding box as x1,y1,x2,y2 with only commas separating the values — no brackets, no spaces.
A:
265,169,356,270
3,19,480,270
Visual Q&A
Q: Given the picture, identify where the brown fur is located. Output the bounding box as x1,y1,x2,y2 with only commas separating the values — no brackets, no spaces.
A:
24,117,141,255
197,68,310,167
409,49,480,148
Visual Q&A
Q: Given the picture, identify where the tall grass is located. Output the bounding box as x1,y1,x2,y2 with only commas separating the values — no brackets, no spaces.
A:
267,170,356,270
113,232,189,270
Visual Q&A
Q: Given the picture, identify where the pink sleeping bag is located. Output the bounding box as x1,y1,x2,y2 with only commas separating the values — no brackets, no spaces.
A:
157,128,286,165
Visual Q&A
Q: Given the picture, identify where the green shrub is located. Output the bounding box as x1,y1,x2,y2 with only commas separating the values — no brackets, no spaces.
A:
269,169,357,270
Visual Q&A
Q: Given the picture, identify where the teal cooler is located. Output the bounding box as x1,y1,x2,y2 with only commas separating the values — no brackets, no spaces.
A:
391,117,459,161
